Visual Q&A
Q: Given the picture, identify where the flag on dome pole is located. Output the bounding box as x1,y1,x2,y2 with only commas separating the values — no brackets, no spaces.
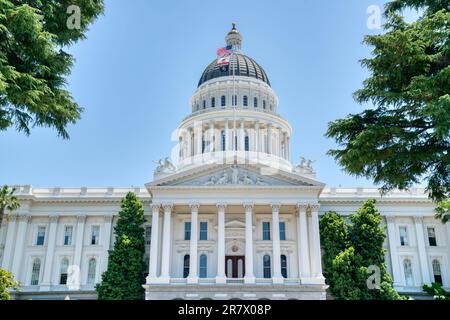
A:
216,55,230,66
217,45,232,56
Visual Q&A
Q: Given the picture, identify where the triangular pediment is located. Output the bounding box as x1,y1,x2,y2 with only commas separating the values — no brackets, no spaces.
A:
147,163,325,188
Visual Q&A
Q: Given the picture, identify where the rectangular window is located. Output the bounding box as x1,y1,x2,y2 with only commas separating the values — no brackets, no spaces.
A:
36,226,46,246
232,95,237,106
221,130,226,151
64,226,73,246
145,226,152,245
243,95,248,107
91,225,100,245
221,95,226,107
262,222,270,240
427,227,437,246
399,226,408,246
279,222,286,241
184,222,191,240
200,222,207,240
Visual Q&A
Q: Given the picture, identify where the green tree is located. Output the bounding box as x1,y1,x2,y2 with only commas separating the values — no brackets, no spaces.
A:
0,185,20,229
96,192,146,300
423,282,450,300
435,200,449,223
0,268,19,300
0,0,104,138
320,199,405,300
326,1,450,202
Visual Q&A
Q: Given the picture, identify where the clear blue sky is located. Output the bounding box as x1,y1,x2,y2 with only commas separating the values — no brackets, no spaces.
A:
0,0,421,188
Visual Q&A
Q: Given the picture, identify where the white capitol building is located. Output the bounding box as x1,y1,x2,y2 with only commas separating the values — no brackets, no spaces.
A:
1,25,449,300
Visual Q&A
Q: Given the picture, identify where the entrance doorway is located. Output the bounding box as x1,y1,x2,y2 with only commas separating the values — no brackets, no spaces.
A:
225,256,245,278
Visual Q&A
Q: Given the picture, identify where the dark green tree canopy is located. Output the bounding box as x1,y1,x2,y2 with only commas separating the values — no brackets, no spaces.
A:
326,0,449,202
96,192,146,300
320,199,404,300
0,0,104,138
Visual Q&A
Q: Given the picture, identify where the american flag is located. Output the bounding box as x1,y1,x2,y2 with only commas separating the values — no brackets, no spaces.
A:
217,45,232,56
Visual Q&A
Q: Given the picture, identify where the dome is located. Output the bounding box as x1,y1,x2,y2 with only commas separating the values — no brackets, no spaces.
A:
197,53,271,87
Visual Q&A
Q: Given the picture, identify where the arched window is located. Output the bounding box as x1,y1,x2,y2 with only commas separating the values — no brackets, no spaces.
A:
60,258,69,285
202,100,206,109
221,95,226,107
30,258,41,285
199,254,207,278
87,258,96,285
281,255,287,278
244,130,249,151
432,259,442,285
211,97,215,108
403,259,413,286
183,255,190,278
243,95,248,107
263,100,266,109
263,255,271,278
221,130,226,151
254,97,258,108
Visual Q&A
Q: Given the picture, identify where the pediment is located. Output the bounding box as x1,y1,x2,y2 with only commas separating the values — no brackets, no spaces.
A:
225,219,245,228
147,163,325,188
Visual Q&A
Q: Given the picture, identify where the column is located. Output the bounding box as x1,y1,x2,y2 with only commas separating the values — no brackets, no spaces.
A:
286,136,290,161
187,203,199,284
216,203,226,284
71,214,86,290
309,205,325,283
159,203,173,283
296,204,311,281
187,128,193,158
214,124,220,153
239,120,245,151
11,214,31,281
271,203,283,283
244,203,255,283
414,216,432,285
40,214,59,291
100,215,113,274
386,216,401,286
267,124,272,155
277,127,282,157
147,204,160,282
195,121,202,155
254,122,260,153
224,120,229,151
209,121,215,153
1,214,18,271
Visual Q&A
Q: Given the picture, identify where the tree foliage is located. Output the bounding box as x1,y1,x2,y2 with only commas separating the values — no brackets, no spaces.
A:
326,0,450,202
0,268,19,300
0,185,20,229
96,192,146,300
320,199,405,300
0,0,104,138
423,282,450,300
435,199,449,222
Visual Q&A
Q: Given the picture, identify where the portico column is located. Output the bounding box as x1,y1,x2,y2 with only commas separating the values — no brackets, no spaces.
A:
40,214,59,291
296,204,311,281
414,216,432,285
216,203,227,283
147,204,161,282
100,215,113,274
386,216,402,286
11,214,31,282
309,205,325,283
71,214,86,290
271,203,283,284
1,214,18,271
187,203,199,284
244,203,255,283
158,203,173,283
